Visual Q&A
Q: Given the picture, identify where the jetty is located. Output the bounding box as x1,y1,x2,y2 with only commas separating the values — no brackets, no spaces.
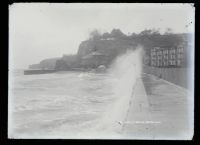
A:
24,69,56,75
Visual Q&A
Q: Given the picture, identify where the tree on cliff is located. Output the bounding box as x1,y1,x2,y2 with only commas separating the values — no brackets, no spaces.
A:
164,28,174,35
102,32,110,39
110,29,126,39
89,29,101,40
139,29,160,36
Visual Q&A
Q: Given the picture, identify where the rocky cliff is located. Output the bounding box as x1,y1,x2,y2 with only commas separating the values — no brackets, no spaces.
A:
28,29,191,71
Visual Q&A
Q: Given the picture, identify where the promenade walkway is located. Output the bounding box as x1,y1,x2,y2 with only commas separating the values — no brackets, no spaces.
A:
121,73,193,140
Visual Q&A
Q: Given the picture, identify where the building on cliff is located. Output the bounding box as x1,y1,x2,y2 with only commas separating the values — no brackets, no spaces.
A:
81,51,109,68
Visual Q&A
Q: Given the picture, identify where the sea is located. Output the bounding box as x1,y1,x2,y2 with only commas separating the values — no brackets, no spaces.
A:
8,49,142,139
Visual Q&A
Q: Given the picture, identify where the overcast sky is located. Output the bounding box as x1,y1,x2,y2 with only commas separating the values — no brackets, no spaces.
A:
9,3,195,69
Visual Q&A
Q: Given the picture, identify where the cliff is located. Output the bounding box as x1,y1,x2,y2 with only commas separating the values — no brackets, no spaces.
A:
56,33,189,70
28,29,191,71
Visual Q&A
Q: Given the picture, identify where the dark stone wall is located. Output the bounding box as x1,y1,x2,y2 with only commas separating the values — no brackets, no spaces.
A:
143,65,190,88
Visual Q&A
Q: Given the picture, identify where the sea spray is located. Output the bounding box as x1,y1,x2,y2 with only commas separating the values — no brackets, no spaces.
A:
89,46,144,138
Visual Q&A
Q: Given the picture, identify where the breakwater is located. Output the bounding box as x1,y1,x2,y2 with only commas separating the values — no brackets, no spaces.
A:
24,69,56,75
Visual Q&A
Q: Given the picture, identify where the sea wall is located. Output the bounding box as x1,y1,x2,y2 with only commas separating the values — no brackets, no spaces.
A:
143,65,189,88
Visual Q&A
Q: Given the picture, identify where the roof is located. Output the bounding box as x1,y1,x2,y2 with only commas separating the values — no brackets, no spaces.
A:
90,52,104,56
82,51,104,59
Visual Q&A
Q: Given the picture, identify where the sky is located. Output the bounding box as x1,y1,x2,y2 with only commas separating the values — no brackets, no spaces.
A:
9,3,195,69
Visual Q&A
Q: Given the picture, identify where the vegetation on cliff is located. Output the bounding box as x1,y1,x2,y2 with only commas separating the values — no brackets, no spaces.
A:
55,28,190,70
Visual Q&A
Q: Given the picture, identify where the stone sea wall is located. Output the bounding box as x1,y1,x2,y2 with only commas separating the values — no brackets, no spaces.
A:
143,65,189,88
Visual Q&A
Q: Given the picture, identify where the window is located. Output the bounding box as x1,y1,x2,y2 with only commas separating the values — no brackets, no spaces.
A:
172,59,176,65
177,59,181,66
177,53,183,59
178,47,184,53
169,59,172,65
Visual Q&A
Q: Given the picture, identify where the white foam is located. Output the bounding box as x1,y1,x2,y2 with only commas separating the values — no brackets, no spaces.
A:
85,46,143,137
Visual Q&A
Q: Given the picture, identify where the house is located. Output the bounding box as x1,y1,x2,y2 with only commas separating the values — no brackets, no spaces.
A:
149,44,187,68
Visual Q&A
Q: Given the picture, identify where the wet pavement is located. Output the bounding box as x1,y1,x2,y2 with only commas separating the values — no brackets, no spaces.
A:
122,73,193,140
